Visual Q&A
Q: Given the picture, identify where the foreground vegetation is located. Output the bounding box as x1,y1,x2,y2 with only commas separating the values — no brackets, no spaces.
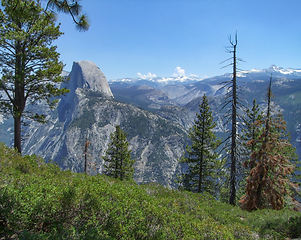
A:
0,143,301,239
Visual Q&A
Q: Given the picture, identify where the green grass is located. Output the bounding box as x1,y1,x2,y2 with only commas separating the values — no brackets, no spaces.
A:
0,142,301,239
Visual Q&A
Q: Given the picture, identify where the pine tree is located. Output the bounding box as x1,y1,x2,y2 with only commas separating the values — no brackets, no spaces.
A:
0,0,68,153
44,0,89,31
178,94,222,196
240,76,298,211
236,100,263,201
102,125,136,181
242,99,263,171
1,0,90,31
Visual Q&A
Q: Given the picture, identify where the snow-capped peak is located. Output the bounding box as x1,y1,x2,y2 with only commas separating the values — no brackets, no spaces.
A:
248,65,301,76
109,65,301,87
109,75,202,87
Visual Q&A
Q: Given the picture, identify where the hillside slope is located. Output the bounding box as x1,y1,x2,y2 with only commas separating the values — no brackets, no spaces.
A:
1,143,301,239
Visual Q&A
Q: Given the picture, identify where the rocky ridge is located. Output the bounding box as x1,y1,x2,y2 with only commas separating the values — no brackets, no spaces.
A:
20,61,188,187
1,62,301,187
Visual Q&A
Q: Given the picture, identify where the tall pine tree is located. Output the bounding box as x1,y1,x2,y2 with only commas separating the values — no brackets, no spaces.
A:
236,100,263,201
178,94,222,196
242,99,263,171
0,0,68,153
240,76,298,211
102,125,136,181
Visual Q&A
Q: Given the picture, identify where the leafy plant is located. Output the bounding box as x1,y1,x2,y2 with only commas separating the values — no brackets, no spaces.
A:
1,142,301,239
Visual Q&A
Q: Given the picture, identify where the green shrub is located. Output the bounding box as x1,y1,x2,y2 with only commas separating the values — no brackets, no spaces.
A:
1,142,301,239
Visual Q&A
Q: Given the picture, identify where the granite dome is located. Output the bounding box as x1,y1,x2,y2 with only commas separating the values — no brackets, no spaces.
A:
67,60,113,98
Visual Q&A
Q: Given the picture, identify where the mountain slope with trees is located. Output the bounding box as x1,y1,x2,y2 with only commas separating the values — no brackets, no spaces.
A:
0,60,188,188
1,62,301,189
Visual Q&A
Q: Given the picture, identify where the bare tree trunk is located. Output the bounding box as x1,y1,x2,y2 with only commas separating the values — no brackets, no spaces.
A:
229,43,237,205
84,139,90,174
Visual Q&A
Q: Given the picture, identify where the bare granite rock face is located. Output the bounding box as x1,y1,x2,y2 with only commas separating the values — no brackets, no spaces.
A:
65,60,113,98
23,60,115,170
21,61,188,188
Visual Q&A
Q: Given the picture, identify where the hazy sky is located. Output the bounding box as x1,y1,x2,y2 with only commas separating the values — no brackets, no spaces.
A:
55,0,301,80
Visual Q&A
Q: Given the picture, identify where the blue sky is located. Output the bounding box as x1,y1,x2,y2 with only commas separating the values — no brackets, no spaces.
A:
55,0,301,80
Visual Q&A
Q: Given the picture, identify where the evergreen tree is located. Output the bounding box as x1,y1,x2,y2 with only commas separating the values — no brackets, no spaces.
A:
102,125,136,181
242,99,263,171
44,0,89,31
240,76,298,211
0,0,68,153
178,94,222,196
236,99,263,201
1,0,90,31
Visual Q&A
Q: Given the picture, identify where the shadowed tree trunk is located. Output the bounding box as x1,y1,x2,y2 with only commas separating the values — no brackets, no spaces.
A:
229,39,237,205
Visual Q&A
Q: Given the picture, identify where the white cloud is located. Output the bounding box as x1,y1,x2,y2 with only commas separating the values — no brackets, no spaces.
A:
173,66,186,77
137,72,157,79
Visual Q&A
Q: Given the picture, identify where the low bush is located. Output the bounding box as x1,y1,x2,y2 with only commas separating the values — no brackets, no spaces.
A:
0,142,300,239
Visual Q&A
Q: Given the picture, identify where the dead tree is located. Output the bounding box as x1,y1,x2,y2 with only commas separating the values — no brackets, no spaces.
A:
219,33,245,205
83,131,91,174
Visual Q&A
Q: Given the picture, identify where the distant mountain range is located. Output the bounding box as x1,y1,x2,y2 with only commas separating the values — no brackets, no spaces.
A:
110,65,301,86
109,64,301,168
1,62,301,187
109,65,301,107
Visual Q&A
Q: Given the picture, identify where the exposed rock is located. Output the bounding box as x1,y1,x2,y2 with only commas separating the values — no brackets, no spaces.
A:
2,62,301,188
68,60,113,96
20,61,188,188
61,61,113,106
